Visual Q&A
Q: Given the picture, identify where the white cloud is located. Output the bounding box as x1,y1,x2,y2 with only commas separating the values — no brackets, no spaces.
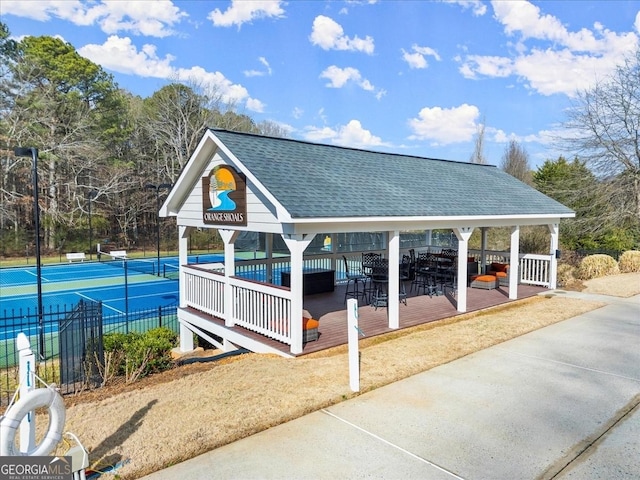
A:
95,1,187,37
208,0,285,28
292,107,304,119
459,55,513,79
320,65,375,91
407,104,480,145
0,0,87,22
78,36,263,111
458,1,639,97
636,11,640,34
309,15,374,54
1,0,187,37
303,120,386,148
245,97,265,112
79,36,175,76
447,0,487,16
402,44,441,69
244,57,272,77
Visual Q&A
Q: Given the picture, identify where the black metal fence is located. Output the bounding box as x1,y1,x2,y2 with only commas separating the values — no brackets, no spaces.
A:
0,303,178,407
575,248,623,261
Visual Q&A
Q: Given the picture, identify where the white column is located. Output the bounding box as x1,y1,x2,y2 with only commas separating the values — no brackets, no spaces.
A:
17,333,35,453
509,226,520,299
282,233,315,354
265,233,273,284
454,227,474,313
219,229,240,327
178,225,194,352
425,229,432,247
548,223,559,289
480,227,488,274
388,230,400,329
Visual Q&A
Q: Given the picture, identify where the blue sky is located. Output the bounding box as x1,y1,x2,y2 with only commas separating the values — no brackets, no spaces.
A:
2,0,639,169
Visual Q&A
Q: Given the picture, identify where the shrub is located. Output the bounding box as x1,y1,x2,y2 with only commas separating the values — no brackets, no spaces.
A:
102,327,177,383
557,263,577,287
577,254,619,280
618,250,640,273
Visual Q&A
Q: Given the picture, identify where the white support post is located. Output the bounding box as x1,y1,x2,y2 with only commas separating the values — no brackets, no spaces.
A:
282,233,315,354
17,333,35,453
265,233,273,284
388,230,400,329
454,227,474,313
480,227,488,273
178,226,194,352
425,229,432,247
219,229,240,327
509,226,520,299
347,298,360,392
548,223,559,289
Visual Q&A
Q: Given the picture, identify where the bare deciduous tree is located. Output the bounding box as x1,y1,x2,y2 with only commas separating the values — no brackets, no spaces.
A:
563,48,640,230
469,117,487,164
500,140,531,184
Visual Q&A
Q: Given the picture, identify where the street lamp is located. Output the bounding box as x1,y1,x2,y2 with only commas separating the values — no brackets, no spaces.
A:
14,146,45,359
86,189,98,260
145,183,172,276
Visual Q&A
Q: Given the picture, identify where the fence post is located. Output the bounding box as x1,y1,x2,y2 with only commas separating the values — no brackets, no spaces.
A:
17,333,36,453
158,306,162,328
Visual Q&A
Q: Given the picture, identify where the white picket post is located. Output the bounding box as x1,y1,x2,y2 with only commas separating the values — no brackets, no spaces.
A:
347,299,361,392
17,333,36,453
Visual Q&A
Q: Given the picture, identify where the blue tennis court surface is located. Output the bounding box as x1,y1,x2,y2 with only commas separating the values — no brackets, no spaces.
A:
0,254,226,317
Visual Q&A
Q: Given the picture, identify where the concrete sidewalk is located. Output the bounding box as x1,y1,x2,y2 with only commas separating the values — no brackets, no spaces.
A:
142,293,640,480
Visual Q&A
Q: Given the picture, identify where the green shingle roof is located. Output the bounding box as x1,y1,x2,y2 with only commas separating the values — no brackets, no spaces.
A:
211,129,573,219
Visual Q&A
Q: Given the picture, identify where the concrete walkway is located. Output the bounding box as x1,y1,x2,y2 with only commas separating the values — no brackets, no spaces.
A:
142,292,640,480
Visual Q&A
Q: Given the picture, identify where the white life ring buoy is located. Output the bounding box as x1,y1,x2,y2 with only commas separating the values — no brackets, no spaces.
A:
0,387,66,456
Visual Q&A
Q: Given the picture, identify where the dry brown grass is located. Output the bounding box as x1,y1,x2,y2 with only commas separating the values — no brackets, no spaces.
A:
51,292,614,479
581,272,640,297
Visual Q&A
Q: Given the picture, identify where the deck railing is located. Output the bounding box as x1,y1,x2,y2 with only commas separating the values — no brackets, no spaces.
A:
184,267,225,317
519,254,551,286
182,249,552,340
231,279,292,344
183,265,294,345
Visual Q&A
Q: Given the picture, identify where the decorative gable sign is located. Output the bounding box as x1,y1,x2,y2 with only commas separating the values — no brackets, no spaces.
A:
202,165,247,226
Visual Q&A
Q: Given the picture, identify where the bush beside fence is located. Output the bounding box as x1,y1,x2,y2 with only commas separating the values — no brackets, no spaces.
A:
0,304,178,407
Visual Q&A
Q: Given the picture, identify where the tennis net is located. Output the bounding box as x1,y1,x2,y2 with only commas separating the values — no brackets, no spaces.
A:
163,263,179,280
98,250,157,276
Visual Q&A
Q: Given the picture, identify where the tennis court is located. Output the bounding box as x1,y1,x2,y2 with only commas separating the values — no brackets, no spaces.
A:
0,253,226,317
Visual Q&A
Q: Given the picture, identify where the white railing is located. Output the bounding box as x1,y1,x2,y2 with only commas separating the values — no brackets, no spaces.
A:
183,265,293,345
519,254,551,286
470,251,551,286
184,267,225,317
184,249,553,339
231,279,292,344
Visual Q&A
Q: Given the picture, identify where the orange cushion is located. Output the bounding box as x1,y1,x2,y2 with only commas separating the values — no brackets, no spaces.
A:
494,271,507,278
303,318,319,330
473,275,497,282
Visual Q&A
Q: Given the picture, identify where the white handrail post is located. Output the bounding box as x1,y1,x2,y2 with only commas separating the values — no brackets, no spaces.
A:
17,333,36,453
347,299,360,392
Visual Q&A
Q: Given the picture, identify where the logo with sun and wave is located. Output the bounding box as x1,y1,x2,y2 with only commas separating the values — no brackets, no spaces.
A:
202,165,247,226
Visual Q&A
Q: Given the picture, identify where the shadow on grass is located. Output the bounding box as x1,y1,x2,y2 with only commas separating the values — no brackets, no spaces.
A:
88,399,158,471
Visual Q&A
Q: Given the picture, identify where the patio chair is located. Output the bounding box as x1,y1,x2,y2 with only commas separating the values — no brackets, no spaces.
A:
342,255,368,304
399,255,411,305
412,253,437,297
361,252,382,302
369,258,389,310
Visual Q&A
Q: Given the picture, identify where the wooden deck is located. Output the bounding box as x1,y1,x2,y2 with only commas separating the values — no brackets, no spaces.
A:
186,282,548,357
